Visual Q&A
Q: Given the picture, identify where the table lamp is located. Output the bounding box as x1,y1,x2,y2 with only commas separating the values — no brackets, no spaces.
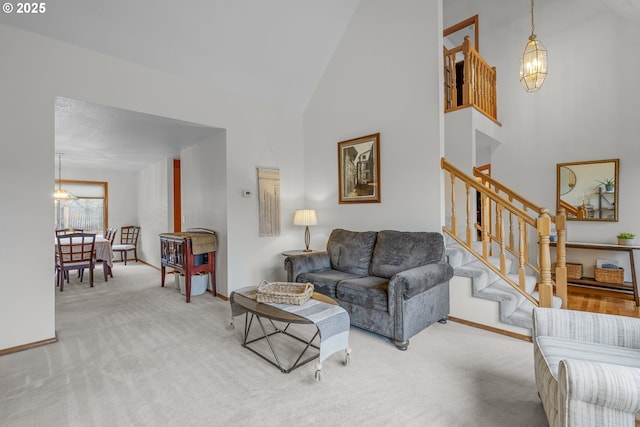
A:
293,209,318,252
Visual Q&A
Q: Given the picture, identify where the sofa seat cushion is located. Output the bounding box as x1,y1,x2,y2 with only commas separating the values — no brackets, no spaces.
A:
370,230,445,279
327,229,378,276
336,276,389,312
537,336,640,379
297,270,363,299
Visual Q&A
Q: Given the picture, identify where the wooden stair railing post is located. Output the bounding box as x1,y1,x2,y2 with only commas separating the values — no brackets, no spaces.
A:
509,207,514,253
518,218,527,291
493,188,501,257
555,209,568,308
482,188,490,261
491,66,497,119
498,205,507,274
444,46,456,111
443,47,450,110
537,209,553,308
449,173,457,237
462,36,471,107
465,183,472,244
524,222,530,268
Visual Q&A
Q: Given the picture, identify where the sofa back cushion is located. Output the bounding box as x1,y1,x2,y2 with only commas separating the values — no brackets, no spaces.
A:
327,229,378,276
370,230,444,279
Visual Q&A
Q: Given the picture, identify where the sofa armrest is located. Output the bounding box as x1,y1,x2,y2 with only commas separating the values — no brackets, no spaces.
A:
389,261,454,299
558,359,640,426
533,307,640,349
284,251,331,282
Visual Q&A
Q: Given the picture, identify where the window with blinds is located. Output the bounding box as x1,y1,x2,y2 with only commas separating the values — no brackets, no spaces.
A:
54,180,108,235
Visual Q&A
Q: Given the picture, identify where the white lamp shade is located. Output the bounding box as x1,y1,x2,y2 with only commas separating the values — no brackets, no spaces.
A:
293,209,318,226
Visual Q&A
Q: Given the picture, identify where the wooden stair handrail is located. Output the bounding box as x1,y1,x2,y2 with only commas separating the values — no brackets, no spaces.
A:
474,168,543,215
559,198,586,219
441,158,537,227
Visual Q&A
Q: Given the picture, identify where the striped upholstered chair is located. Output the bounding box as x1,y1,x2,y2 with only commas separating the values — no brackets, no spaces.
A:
533,308,640,427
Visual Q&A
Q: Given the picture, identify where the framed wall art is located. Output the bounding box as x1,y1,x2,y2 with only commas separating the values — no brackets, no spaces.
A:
337,133,380,204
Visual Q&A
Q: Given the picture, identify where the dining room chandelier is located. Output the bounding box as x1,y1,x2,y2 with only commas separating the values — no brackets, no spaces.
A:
54,153,74,200
520,0,548,92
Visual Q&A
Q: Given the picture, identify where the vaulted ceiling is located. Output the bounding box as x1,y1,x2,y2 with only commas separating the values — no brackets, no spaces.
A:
0,0,361,170
1,0,361,112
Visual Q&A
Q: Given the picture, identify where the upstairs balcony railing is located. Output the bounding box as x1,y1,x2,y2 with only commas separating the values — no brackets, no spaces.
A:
444,36,498,122
441,158,568,309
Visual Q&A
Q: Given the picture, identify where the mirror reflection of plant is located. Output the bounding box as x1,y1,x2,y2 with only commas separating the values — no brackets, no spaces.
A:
596,178,615,186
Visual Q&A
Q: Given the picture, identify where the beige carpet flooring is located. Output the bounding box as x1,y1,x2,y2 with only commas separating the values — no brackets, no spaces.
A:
0,262,548,426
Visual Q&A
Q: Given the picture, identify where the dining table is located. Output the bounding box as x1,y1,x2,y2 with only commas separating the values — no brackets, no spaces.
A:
55,235,114,281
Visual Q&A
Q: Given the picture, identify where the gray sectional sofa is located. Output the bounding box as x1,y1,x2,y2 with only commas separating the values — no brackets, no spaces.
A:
284,229,453,350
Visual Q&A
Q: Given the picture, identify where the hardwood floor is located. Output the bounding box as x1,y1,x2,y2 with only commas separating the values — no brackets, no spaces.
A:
567,285,640,318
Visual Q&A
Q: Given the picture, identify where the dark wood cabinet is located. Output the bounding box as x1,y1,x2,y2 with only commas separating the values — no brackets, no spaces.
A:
160,229,217,303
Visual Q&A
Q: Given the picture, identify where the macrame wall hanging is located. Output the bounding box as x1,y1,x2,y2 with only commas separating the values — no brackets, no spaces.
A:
257,142,280,237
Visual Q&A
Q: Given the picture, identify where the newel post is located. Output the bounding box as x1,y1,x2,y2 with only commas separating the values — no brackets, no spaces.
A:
537,209,553,308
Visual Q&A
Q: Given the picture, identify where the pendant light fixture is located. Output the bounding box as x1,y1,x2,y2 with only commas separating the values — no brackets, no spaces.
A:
520,0,548,92
54,153,74,200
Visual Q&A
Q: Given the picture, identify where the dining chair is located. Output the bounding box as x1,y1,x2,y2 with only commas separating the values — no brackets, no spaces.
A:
105,227,117,245
55,232,96,291
112,225,140,265
55,228,85,280
91,227,118,280
55,228,83,236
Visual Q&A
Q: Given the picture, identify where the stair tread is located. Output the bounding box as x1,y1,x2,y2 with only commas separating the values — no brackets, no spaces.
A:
448,240,563,332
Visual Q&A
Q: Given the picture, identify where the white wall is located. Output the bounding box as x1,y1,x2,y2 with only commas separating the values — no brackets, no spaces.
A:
136,159,172,267
180,131,228,291
0,24,304,351
303,0,445,246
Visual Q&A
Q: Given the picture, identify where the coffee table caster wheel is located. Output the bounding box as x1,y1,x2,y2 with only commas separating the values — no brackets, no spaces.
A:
228,319,235,331
315,362,322,382
344,347,352,366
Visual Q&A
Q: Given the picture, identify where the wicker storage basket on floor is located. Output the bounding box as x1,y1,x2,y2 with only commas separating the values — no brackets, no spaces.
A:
256,281,314,305
594,266,624,284
552,262,583,280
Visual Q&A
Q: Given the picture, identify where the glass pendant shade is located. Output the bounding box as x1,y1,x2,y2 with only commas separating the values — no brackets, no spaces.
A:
520,36,548,92
54,189,73,200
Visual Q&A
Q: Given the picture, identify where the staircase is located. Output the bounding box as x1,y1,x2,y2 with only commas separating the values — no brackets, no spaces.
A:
440,32,566,334
441,158,569,337
446,239,562,334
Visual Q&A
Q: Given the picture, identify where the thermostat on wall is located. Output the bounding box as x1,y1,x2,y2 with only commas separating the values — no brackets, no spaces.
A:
242,190,252,197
